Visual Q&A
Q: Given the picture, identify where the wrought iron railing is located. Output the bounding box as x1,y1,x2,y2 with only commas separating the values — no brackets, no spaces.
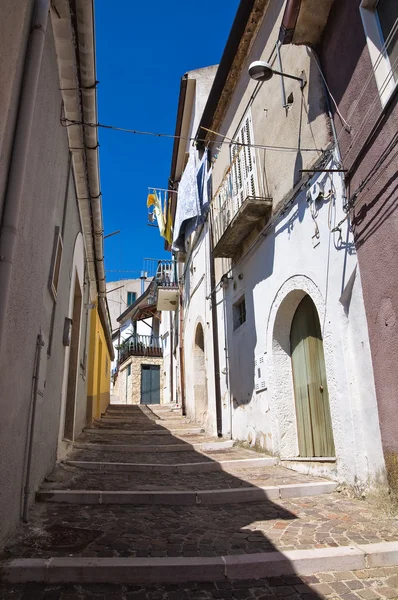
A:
211,168,236,250
141,258,177,286
118,334,163,364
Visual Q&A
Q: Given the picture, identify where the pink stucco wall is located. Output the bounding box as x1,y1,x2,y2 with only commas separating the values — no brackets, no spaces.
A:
321,0,398,455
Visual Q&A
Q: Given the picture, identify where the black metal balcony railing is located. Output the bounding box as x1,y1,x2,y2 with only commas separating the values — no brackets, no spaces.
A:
118,334,163,365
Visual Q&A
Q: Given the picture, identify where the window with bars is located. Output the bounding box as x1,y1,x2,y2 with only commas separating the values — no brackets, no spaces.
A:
230,112,257,209
233,296,247,330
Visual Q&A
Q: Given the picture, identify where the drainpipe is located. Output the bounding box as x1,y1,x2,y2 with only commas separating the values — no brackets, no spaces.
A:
0,0,50,354
170,313,174,404
23,333,45,522
209,221,223,437
179,282,186,415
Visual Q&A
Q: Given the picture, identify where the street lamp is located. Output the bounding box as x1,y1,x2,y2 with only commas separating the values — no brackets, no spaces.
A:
248,60,306,89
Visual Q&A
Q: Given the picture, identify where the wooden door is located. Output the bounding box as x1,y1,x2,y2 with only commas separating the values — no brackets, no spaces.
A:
290,295,335,457
141,365,160,405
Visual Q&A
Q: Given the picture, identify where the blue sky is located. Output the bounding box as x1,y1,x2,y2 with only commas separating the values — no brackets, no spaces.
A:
95,1,240,282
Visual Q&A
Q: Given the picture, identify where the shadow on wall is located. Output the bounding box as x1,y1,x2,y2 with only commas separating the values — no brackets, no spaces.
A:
4,405,327,597
227,231,275,411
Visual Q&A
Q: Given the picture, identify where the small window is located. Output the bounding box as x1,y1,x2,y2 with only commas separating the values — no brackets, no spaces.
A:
49,228,63,299
127,291,136,306
360,0,398,105
127,364,131,376
233,296,246,330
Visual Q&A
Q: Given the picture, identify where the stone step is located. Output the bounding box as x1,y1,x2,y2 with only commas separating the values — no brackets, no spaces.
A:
67,444,265,465
39,463,328,494
2,569,398,598
63,456,278,474
72,439,234,453
84,427,204,435
2,542,398,584
36,481,338,505
98,417,191,425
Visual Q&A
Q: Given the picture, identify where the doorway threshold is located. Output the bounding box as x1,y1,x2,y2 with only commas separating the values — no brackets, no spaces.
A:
281,457,336,463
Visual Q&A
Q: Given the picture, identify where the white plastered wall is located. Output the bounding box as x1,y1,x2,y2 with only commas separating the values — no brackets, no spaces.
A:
182,225,217,435
223,167,385,486
58,232,85,457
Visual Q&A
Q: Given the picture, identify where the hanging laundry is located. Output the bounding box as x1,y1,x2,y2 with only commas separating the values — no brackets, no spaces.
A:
172,153,201,252
147,191,165,237
163,196,173,246
196,150,211,226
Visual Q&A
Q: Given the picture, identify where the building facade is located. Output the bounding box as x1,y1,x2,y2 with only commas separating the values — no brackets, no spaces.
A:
317,0,398,490
166,0,388,488
0,0,112,545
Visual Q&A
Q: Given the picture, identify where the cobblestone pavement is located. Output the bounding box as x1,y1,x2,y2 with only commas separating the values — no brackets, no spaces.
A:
1,568,398,599
67,446,265,464
39,464,322,491
4,492,398,559
3,405,398,599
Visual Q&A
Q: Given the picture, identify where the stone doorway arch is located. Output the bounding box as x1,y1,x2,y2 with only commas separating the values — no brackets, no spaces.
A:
194,322,208,427
266,276,335,459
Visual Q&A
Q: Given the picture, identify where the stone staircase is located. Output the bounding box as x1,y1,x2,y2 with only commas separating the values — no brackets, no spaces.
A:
1,404,398,599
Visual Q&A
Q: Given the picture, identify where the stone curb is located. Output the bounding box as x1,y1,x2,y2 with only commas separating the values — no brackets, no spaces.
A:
36,481,337,505
63,457,277,474
83,428,204,436
3,543,398,584
72,440,235,453
96,417,191,426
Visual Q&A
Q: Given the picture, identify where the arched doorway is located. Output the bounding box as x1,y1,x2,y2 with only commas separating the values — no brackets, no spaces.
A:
194,323,208,426
290,294,335,457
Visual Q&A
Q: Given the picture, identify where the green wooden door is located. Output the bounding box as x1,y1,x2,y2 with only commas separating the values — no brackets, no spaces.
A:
141,365,161,405
290,295,335,457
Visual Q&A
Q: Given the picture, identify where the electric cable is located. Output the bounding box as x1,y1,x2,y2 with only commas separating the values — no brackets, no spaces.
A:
60,116,324,153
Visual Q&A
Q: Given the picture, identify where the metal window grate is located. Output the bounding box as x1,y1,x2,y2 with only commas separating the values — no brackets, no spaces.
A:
233,296,246,330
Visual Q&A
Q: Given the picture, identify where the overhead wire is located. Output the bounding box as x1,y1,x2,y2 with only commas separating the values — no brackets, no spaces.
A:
60,117,324,153
335,15,398,153
342,53,398,164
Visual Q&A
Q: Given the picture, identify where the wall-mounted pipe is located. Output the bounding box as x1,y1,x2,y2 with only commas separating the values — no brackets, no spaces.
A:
0,0,50,354
23,333,45,522
209,220,223,437
179,282,186,416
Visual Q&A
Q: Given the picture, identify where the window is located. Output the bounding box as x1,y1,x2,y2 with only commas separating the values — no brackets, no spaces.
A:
233,296,246,330
49,228,63,299
230,112,257,209
360,0,398,105
127,364,131,376
127,291,136,306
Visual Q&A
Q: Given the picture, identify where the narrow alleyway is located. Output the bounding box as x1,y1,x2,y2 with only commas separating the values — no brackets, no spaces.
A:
1,405,398,599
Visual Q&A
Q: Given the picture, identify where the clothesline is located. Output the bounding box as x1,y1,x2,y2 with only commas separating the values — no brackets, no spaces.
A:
147,187,178,193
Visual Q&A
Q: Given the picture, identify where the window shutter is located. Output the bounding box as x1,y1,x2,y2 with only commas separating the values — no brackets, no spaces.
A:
230,112,257,209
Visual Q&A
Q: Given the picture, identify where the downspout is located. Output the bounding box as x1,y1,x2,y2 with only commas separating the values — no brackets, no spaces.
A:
179,282,186,416
170,313,174,404
209,220,223,437
23,333,45,522
0,0,50,353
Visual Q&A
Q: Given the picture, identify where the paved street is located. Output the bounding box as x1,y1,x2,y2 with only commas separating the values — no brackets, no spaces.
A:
1,405,398,599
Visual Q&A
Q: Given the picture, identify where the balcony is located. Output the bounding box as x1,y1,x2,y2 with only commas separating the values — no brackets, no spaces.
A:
118,334,163,365
154,259,179,311
211,167,272,259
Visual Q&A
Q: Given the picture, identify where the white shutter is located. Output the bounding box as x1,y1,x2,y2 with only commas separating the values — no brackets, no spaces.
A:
230,112,257,209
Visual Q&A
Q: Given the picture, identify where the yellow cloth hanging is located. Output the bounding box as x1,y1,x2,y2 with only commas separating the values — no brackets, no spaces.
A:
147,191,165,236
163,197,173,246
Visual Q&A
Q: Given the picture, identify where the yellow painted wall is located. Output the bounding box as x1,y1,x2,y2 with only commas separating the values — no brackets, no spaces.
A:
87,305,111,422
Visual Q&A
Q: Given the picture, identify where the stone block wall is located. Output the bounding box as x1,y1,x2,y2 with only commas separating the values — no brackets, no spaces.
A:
119,356,164,405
